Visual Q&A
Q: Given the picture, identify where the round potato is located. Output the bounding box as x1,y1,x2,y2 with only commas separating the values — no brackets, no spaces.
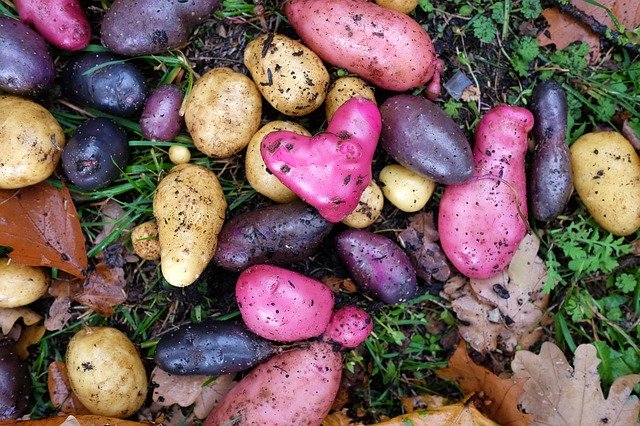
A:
0,258,48,308
325,77,376,121
0,95,65,189
380,164,436,212
341,180,384,228
570,131,640,236
168,145,191,165
66,327,147,418
375,0,419,14
245,121,310,203
130,220,160,261
184,67,262,158
244,33,329,116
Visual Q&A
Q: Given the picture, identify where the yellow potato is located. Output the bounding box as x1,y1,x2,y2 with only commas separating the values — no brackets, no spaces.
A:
341,180,384,228
375,0,419,14
245,121,311,203
325,76,376,121
168,145,191,165
184,67,262,158
570,131,640,236
153,163,227,287
379,164,436,212
0,258,48,308
0,95,65,189
244,33,329,116
130,220,160,261
66,327,147,418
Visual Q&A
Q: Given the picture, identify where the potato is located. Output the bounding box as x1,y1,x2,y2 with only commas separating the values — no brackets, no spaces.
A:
184,68,262,158
244,33,330,116
140,84,184,142
379,164,436,212
245,121,309,203
325,76,376,121
0,95,66,189
153,164,227,287
323,306,373,349
130,220,160,261
570,131,640,236
0,338,30,419
341,180,384,228
375,0,419,13
0,258,48,308
66,327,147,418
167,145,191,165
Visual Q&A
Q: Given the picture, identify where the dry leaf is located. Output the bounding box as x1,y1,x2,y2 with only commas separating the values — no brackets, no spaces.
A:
322,410,363,426
400,395,449,413
0,307,42,335
622,119,640,150
436,341,531,426
192,374,237,419
372,399,498,425
1,415,150,425
15,323,45,358
47,361,91,415
151,367,211,407
0,182,87,278
92,201,127,247
45,297,73,331
512,342,640,426
322,276,357,293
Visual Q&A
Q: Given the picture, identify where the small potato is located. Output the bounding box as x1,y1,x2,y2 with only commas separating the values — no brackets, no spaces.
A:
570,131,640,236
0,258,48,308
244,33,329,116
184,68,262,158
0,95,65,189
379,164,436,212
245,121,309,203
341,180,384,228
66,327,147,418
168,145,191,165
130,221,160,261
325,76,376,121
375,0,419,14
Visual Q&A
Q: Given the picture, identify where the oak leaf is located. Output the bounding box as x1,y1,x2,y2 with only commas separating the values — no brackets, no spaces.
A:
47,360,91,415
372,398,498,425
0,306,41,335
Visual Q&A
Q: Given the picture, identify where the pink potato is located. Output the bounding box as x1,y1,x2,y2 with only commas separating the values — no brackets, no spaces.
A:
261,97,381,222
205,341,342,426
236,265,335,342
323,306,373,348
14,0,91,51
438,105,534,279
284,0,441,93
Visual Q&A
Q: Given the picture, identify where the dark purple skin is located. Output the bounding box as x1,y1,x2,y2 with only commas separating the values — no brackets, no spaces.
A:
140,84,184,141
101,0,221,56
62,52,147,117
0,339,30,420
380,94,473,184
335,229,418,304
0,16,55,96
214,201,334,272
62,117,130,190
530,80,573,221
154,320,276,375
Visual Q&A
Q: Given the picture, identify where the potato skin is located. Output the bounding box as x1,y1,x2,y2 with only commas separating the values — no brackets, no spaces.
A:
0,258,48,308
379,164,436,212
140,84,184,142
0,338,30,419
153,164,227,287
0,96,66,190
341,180,384,228
205,341,342,426
66,327,147,418
325,76,376,121
130,220,160,261
323,306,373,349
375,0,419,14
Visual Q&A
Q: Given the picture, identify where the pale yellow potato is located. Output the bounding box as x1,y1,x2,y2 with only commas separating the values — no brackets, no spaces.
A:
0,258,48,308
131,220,160,261
341,180,384,228
375,0,419,14
325,76,376,121
244,33,329,116
66,327,147,418
245,121,311,203
379,164,436,212
570,131,640,236
0,95,65,189
184,68,262,158
153,163,227,287
168,145,191,165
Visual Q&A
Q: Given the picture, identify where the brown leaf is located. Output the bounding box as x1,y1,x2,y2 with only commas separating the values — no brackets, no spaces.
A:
192,374,237,419
45,296,73,331
400,395,449,413
15,323,45,358
436,341,531,426
92,200,127,247
151,367,210,408
622,119,640,151
322,410,362,426
512,342,640,425
0,182,87,278
322,276,357,293
0,415,151,425
372,399,499,425
47,361,91,415
0,307,42,335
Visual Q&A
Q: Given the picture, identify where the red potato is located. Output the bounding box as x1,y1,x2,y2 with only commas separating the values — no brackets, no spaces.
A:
438,105,534,279
323,306,373,348
14,0,91,51
205,341,342,426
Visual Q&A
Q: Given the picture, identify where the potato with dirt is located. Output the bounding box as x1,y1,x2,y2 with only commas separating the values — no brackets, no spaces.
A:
0,258,48,308
130,220,160,261
341,180,384,228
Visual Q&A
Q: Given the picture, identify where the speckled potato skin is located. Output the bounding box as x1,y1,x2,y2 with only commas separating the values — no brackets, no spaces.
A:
244,33,329,116
570,131,640,236
379,164,436,212
375,0,419,14
0,96,65,189
341,180,384,228
66,327,147,418
184,67,262,158
325,76,376,121
130,221,160,261
0,258,48,308
153,164,227,287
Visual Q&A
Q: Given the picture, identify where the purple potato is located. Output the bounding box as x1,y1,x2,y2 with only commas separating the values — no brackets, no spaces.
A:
140,84,184,141
380,94,473,184
335,229,418,304
0,339,30,420
0,16,55,96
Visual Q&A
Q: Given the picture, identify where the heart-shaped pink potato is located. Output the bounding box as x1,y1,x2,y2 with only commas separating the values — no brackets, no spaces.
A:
261,97,381,222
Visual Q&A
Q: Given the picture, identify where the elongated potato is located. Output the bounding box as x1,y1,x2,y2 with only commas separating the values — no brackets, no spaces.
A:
153,164,227,287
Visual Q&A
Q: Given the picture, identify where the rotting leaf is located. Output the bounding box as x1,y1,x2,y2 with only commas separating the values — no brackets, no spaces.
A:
371,397,499,425
0,306,42,335
47,360,91,415
93,200,127,247
15,323,45,358
512,342,640,426
0,182,87,278
321,410,361,426
192,374,237,419
322,276,357,293
45,296,73,331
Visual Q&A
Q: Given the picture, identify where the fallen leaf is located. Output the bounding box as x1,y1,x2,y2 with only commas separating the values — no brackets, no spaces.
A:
15,323,45,358
192,374,237,419
0,306,42,335
151,367,211,408
45,296,73,331
0,182,87,278
5,415,150,425
512,342,640,426
622,119,640,150
322,410,362,426
436,341,531,426
400,395,449,413
47,361,91,415
372,398,499,425
322,276,357,293
93,200,127,247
